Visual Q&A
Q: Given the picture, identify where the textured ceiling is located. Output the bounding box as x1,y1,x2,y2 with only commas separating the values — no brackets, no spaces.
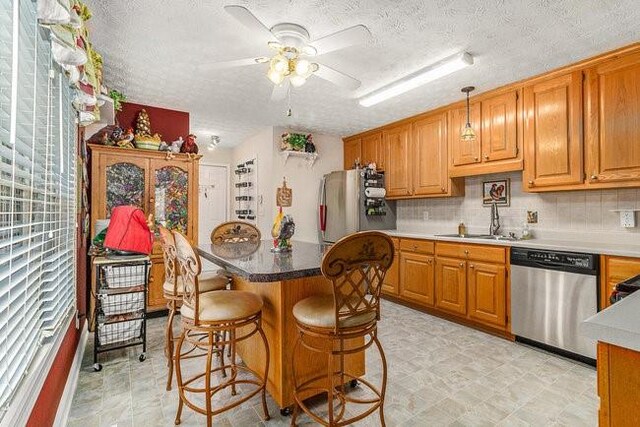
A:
85,0,640,147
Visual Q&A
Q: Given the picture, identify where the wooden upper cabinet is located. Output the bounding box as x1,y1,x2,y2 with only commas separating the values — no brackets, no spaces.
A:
467,262,506,328
361,132,384,170
586,51,640,186
343,137,361,170
413,113,449,196
384,124,413,197
435,257,467,315
481,91,519,163
449,102,482,166
523,71,584,191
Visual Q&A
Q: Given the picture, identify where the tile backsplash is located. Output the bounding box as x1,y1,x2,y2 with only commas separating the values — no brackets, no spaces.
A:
397,172,640,244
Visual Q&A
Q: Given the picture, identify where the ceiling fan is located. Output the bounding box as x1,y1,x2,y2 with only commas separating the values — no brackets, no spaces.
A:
201,5,371,101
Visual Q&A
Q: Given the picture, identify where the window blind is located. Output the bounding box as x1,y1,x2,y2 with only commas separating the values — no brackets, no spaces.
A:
0,0,77,416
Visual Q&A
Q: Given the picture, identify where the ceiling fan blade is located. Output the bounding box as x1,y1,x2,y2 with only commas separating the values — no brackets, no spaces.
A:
311,25,371,55
197,57,268,71
314,64,361,90
224,5,277,42
271,80,290,102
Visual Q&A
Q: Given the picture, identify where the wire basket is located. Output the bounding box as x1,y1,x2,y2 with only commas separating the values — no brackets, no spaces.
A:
99,292,145,317
101,264,148,289
97,319,143,346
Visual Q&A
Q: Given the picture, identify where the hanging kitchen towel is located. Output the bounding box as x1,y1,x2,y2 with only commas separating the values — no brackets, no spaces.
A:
104,206,153,255
364,187,386,198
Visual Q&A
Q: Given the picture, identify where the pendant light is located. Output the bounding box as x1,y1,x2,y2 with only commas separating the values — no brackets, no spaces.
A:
460,86,476,141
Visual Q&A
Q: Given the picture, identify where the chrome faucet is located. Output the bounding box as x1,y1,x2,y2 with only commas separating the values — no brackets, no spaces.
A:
489,202,501,236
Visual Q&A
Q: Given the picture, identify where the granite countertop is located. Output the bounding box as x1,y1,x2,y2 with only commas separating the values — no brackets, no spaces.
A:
197,240,328,282
383,230,640,258
581,290,640,352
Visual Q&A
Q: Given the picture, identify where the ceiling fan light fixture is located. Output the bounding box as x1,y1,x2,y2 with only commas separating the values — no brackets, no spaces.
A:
290,74,307,87
301,45,317,56
358,52,474,107
271,54,289,73
268,69,285,85
295,59,311,76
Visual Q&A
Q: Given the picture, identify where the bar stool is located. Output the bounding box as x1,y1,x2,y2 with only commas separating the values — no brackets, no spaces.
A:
291,231,394,426
158,226,230,391
172,231,270,427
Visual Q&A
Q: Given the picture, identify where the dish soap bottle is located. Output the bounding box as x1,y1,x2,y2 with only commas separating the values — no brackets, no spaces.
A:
458,221,467,237
521,223,532,240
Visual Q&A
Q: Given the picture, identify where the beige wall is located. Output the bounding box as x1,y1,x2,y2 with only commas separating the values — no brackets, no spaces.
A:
230,127,343,243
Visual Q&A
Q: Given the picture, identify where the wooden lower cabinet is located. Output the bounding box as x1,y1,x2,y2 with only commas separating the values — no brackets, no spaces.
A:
148,256,167,310
597,342,640,427
399,252,435,306
389,239,509,333
468,262,506,328
600,255,640,309
382,248,400,295
435,257,467,315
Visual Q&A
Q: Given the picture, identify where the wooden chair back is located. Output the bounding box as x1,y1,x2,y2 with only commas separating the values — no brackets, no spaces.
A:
321,231,394,332
211,221,261,244
158,226,178,295
173,231,202,324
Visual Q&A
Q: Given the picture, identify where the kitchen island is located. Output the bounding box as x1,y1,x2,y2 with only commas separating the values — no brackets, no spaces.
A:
197,240,364,412
581,291,640,426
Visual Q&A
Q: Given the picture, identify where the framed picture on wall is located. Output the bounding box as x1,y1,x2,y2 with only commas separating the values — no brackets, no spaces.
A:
482,178,510,206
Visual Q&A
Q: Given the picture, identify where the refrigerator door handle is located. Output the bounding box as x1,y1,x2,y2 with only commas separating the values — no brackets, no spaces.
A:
319,176,327,233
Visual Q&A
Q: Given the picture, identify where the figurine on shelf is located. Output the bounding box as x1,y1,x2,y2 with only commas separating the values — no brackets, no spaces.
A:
116,127,135,148
180,134,199,154
304,134,316,153
169,136,184,154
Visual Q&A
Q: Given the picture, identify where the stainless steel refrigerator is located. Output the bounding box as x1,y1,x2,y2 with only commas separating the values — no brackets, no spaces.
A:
318,168,396,244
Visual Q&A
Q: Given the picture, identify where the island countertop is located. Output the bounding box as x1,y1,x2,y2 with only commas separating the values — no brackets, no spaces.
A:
197,240,329,282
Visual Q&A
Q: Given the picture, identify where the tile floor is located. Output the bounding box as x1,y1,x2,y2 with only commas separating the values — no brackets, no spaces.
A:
67,300,598,426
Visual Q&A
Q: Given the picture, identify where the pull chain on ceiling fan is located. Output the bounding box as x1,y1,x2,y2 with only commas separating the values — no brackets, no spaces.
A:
201,5,370,101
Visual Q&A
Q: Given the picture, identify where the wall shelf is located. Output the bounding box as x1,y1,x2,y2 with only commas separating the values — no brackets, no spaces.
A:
281,150,318,167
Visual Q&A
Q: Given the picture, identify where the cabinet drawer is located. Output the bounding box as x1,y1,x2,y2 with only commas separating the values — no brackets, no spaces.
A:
606,256,640,281
400,238,434,254
436,242,505,263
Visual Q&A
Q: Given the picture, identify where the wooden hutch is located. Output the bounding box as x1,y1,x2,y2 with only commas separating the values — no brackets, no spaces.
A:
88,144,200,312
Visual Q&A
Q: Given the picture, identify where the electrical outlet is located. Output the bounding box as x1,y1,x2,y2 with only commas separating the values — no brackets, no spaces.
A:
423,211,429,221
620,210,636,228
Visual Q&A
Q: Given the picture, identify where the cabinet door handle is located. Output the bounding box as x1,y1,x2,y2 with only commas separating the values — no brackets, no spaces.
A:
474,157,478,161
528,180,534,187
464,249,469,254
459,262,464,268
484,154,489,160
441,187,445,192
469,264,475,268
591,174,598,180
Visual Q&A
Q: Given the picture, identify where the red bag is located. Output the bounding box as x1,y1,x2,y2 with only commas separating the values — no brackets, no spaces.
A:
104,206,153,255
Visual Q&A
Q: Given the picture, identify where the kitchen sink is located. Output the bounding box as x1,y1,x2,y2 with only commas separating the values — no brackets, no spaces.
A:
434,233,520,241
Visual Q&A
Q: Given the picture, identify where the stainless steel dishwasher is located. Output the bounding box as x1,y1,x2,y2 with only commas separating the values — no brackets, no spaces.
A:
510,247,599,361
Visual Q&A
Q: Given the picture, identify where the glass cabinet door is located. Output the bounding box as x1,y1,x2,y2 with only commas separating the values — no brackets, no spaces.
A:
153,165,189,234
105,161,147,217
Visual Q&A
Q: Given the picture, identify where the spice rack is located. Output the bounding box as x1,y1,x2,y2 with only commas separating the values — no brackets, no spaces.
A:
234,158,257,222
92,256,150,371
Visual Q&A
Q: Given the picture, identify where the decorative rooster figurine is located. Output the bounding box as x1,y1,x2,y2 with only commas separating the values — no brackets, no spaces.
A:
180,134,199,154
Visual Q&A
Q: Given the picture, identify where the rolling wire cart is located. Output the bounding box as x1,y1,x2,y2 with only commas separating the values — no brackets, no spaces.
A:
92,256,150,371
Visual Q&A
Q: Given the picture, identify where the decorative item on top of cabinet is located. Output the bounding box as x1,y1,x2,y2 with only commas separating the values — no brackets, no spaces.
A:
585,51,640,188
343,136,361,170
599,255,640,310
413,112,464,197
383,123,412,198
523,71,584,191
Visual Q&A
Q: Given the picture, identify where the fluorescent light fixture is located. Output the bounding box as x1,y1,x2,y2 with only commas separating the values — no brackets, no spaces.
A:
359,52,474,107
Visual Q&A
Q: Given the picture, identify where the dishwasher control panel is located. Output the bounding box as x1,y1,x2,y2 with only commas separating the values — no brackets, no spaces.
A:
511,248,598,273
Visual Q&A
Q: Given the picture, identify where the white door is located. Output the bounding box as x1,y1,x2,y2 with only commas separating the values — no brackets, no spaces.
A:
199,164,229,270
